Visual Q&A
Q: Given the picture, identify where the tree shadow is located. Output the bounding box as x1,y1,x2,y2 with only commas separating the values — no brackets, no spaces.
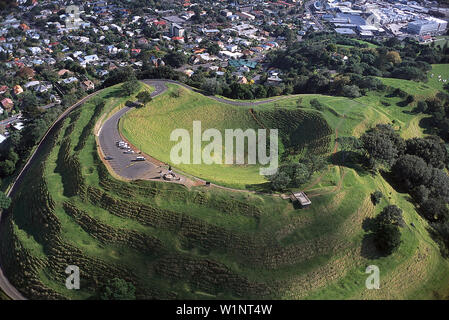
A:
396,99,411,107
330,151,369,175
426,226,449,259
379,170,409,194
360,232,384,259
419,116,437,136
245,182,272,193
362,217,377,232
103,87,123,99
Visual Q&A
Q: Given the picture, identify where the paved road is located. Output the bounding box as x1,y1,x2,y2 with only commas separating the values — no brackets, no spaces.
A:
98,79,299,181
98,81,167,179
305,0,325,31
0,79,296,300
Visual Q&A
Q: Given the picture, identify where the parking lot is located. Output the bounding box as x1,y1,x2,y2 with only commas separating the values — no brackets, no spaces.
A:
98,81,167,180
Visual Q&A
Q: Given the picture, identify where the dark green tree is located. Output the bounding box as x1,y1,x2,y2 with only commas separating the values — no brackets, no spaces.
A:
164,51,187,68
98,278,136,300
373,223,401,255
268,171,291,191
371,191,383,205
377,205,405,227
420,198,449,222
0,192,11,209
136,91,153,105
122,80,140,96
0,159,15,177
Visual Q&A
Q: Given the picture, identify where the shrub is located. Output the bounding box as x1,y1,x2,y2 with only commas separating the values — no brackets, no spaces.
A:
310,98,325,111
341,85,361,98
371,191,383,205
268,171,291,191
98,278,136,300
420,198,449,222
0,191,11,209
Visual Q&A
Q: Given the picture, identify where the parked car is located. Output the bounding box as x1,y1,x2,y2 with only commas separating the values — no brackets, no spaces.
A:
135,156,145,161
104,156,113,160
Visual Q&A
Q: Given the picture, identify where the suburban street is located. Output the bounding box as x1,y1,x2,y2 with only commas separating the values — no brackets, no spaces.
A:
305,0,325,31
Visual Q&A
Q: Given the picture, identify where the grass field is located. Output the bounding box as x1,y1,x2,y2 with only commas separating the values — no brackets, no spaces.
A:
430,36,449,49
1,77,449,300
121,80,440,189
121,84,333,189
426,64,449,92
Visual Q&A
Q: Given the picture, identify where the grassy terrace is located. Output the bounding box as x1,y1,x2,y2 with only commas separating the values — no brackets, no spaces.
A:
1,78,449,300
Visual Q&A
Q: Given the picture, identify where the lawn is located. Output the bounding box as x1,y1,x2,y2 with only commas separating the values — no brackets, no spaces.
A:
426,64,449,92
121,84,333,189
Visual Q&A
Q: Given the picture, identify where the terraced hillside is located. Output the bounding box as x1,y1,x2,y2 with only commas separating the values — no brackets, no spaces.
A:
1,80,449,300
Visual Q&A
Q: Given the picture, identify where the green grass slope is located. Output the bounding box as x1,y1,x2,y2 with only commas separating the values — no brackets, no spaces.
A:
121,84,333,189
1,79,448,300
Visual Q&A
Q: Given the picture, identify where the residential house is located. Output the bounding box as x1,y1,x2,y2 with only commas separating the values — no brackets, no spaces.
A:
34,82,53,93
0,85,8,94
17,67,35,79
238,76,248,84
12,122,24,131
13,85,23,95
1,98,13,111
58,69,73,77
81,80,95,91
24,81,40,89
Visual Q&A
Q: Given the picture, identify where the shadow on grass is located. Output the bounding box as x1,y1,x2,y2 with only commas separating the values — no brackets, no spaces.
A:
362,217,377,232
245,182,272,193
426,225,449,259
330,151,369,175
379,170,410,194
419,116,440,136
360,231,385,260
103,87,123,100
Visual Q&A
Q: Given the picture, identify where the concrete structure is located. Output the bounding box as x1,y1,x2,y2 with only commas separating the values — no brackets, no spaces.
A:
171,23,185,37
407,19,447,35
291,191,312,209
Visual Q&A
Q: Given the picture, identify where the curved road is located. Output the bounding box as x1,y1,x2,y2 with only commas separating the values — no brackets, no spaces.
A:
98,81,167,180
98,80,300,184
0,79,328,300
0,89,105,300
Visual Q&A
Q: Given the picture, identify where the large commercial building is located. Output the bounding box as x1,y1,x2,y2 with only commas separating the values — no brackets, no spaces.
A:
407,18,448,35
171,23,185,37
